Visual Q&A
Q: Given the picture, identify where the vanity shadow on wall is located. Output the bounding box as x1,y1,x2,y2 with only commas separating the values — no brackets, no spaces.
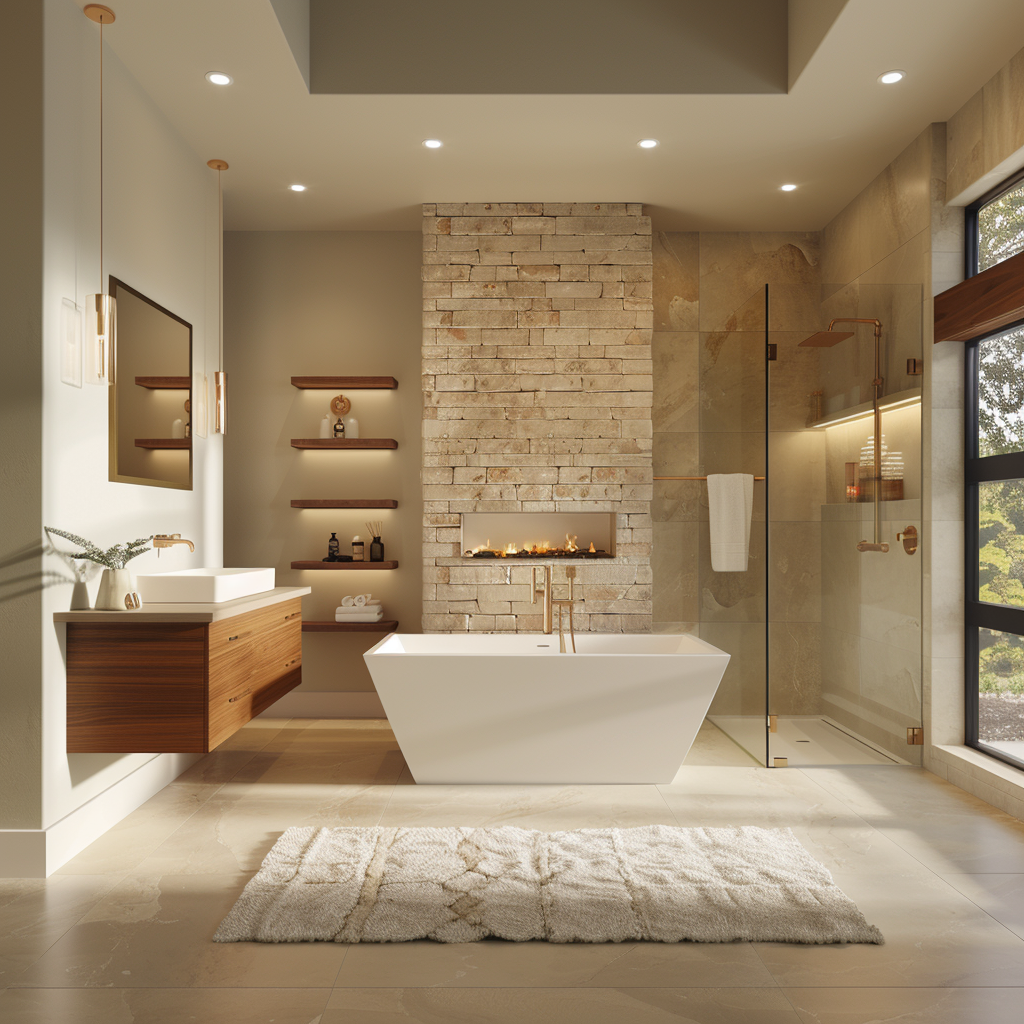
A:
108,277,193,490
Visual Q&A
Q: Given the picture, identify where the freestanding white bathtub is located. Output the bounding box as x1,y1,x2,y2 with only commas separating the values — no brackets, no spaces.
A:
363,633,730,784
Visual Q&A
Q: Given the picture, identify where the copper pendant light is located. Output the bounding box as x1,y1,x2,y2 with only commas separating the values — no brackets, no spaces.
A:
208,158,229,434
84,4,116,386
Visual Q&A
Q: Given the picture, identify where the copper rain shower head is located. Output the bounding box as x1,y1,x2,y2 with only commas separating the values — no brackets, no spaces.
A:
799,330,856,347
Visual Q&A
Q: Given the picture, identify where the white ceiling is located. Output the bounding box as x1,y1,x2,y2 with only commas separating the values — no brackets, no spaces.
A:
85,0,1024,231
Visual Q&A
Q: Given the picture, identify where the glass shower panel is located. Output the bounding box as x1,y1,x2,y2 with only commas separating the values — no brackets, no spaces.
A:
700,286,768,767
766,282,923,766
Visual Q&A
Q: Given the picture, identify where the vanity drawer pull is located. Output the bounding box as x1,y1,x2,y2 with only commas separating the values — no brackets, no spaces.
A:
284,657,300,669
227,688,253,704
227,634,240,642
284,611,301,622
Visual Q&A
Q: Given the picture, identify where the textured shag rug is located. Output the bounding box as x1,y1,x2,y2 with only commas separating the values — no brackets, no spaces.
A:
214,825,883,945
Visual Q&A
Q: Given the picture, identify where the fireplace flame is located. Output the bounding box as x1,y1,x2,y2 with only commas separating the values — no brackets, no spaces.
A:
464,531,608,558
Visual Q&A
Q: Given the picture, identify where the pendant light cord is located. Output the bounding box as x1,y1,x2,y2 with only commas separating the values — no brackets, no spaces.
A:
218,167,224,370
99,18,104,293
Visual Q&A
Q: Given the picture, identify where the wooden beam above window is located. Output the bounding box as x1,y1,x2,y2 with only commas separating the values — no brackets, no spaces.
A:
934,249,1024,343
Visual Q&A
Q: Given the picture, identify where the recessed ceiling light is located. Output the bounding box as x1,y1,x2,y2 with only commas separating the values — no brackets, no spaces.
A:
422,139,443,149
289,184,307,192
878,70,905,84
205,72,233,86
780,183,798,192
637,139,659,149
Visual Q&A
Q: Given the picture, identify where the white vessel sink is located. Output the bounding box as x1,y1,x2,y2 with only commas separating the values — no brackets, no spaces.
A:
135,568,275,604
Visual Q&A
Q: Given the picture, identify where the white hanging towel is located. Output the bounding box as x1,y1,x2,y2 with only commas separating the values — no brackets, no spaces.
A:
707,473,754,572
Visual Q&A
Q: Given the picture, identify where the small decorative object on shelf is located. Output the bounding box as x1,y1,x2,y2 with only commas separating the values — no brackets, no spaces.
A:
328,532,340,559
330,394,351,438
319,414,332,439
366,521,384,562
45,527,152,611
352,534,364,561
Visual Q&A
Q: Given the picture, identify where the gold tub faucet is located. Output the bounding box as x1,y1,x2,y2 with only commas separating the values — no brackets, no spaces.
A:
531,564,577,652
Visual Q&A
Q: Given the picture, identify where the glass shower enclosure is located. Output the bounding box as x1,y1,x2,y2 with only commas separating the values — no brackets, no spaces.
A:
696,283,923,767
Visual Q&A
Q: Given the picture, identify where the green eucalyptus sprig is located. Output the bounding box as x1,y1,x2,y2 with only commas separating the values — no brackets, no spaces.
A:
45,527,154,571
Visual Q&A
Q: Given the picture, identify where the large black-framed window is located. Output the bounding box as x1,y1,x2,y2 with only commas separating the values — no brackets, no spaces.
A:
964,170,1024,771
965,319,1024,770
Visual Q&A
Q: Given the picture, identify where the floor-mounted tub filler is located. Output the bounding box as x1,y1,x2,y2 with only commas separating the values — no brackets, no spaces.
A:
363,633,730,784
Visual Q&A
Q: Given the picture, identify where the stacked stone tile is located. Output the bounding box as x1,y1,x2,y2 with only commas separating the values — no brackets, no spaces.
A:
421,203,653,633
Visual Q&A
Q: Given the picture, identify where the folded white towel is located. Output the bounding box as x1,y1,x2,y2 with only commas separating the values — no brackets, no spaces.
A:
707,473,754,572
335,605,383,617
340,595,355,607
335,608,384,623
353,594,367,607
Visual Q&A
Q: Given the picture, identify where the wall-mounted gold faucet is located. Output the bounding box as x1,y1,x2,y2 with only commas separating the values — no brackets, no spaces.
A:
153,533,195,556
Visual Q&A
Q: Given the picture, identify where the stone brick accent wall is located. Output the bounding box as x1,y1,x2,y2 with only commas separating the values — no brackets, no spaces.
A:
421,203,654,633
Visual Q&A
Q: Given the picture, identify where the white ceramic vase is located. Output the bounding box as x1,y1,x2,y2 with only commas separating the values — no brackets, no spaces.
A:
95,569,143,611
69,580,91,611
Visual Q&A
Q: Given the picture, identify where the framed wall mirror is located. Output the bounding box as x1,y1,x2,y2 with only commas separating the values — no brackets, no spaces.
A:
108,278,193,490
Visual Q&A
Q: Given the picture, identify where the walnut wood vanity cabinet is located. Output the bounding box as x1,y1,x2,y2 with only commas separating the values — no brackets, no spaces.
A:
60,589,308,753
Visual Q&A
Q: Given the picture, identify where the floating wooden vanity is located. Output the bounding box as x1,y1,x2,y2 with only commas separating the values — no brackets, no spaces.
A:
55,586,310,754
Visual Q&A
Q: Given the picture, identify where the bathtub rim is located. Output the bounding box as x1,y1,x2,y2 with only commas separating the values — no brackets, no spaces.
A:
363,632,728,659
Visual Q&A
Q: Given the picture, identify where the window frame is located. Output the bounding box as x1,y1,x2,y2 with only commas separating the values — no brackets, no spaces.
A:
964,317,1024,770
965,166,1024,281
964,168,1024,772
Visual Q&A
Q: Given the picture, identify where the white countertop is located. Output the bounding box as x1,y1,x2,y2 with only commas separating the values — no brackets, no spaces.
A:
53,587,311,624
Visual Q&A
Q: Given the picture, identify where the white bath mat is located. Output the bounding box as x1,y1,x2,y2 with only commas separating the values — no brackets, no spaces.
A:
214,825,883,945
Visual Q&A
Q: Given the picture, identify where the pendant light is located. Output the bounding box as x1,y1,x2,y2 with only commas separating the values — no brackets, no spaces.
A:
208,158,229,433
84,4,116,386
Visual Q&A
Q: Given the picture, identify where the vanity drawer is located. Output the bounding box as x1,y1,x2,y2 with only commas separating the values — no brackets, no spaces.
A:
207,601,303,749
208,599,302,656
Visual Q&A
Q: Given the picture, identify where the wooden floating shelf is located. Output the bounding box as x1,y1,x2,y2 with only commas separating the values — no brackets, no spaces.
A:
291,438,397,450
135,376,190,390
302,620,399,633
291,560,399,570
291,499,398,509
135,438,190,449
291,376,398,390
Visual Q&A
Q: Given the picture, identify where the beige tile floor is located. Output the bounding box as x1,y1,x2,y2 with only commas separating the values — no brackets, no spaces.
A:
3,718,1024,1023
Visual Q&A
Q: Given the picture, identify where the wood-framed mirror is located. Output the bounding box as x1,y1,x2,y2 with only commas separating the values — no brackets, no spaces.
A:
108,277,193,490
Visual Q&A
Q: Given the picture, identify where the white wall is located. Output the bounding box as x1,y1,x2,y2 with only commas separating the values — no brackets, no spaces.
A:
1,0,222,874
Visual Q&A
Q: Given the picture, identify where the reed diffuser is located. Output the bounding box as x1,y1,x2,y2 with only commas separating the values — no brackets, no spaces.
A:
366,521,385,562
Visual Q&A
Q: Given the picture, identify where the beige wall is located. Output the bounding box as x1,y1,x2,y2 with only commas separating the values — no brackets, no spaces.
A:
223,231,423,698
0,0,44,830
947,44,1024,205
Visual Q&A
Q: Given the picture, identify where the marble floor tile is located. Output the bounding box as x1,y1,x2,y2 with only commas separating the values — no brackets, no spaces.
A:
131,778,397,876
0,986,333,1024
755,868,1024,988
784,987,1024,1024
376,782,677,830
683,721,761,767
942,873,1024,939
0,876,119,988
15,719,1024,1020
800,766,1024,873
17,873,349,989
333,940,777,990
55,778,228,878
323,986,804,1024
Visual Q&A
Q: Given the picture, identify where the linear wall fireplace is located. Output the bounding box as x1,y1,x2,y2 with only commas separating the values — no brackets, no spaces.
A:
461,512,615,558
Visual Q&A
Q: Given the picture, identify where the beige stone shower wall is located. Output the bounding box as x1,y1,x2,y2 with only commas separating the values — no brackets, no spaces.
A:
651,231,824,719
421,203,653,633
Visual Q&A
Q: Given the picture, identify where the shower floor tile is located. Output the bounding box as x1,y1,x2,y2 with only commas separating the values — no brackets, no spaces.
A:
709,715,903,766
